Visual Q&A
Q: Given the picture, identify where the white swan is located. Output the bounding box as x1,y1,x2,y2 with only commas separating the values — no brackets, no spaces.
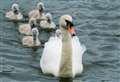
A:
19,18,37,35
46,29,62,44
5,3,23,20
40,15,86,77
28,2,46,20
40,13,56,29
22,27,41,47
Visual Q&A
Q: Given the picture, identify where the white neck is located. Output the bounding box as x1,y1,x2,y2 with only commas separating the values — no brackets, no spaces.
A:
59,27,73,77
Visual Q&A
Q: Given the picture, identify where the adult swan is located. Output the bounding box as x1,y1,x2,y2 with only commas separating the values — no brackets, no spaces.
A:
40,15,86,78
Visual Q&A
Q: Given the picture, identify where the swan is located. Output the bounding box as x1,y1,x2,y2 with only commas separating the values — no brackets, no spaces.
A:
40,13,56,29
40,15,86,78
22,27,41,47
5,3,23,20
55,29,62,38
19,18,37,35
28,2,46,20
46,29,62,43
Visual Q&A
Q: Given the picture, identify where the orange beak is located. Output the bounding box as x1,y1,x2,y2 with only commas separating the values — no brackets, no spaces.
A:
68,26,76,36
65,19,76,36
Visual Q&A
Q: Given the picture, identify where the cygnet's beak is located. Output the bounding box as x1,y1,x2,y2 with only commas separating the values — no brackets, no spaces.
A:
30,23,36,29
32,31,37,44
13,7,19,14
38,5,44,13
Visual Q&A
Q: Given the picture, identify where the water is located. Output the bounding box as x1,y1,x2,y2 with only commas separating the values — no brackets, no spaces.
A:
0,0,120,82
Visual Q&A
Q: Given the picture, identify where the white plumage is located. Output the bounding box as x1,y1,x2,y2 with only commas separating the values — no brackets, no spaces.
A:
40,15,86,77
40,36,62,76
40,35,86,77
72,36,86,77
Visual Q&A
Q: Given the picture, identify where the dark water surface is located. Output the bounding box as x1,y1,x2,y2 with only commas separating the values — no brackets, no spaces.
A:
0,0,120,82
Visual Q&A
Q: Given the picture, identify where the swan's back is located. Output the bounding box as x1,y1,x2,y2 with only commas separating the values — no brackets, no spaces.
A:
6,11,23,20
19,24,32,35
29,10,39,19
40,21,56,29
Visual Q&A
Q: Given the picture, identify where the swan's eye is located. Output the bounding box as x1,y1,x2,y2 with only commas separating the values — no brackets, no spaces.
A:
65,20,74,27
70,22,74,27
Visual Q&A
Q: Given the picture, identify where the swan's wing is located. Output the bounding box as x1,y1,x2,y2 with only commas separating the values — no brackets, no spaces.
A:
40,20,47,28
29,10,35,18
40,37,62,76
50,22,56,28
6,11,23,20
72,36,86,75
29,10,39,19
19,24,32,35
17,13,23,19
72,36,86,58
5,11,14,19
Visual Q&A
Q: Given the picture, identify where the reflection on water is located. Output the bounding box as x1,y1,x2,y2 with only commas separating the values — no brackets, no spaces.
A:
32,47,39,52
59,78,82,82
59,78,73,82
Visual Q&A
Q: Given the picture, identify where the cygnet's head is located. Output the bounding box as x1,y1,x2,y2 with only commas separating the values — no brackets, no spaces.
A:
29,18,37,29
59,15,76,36
11,3,19,14
55,29,62,38
37,2,45,13
45,13,52,23
32,28,39,44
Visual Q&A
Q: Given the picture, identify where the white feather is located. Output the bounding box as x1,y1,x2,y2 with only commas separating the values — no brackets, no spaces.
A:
40,36,86,77
40,36,62,77
72,36,86,77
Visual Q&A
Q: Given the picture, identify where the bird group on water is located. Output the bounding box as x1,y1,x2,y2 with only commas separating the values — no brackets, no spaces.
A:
5,1,86,78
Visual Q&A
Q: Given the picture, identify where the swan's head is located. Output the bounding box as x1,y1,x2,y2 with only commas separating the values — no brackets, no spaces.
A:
29,18,38,44
59,15,76,36
32,28,39,44
37,2,45,13
11,3,19,14
29,18,37,29
55,29,62,38
45,13,52,23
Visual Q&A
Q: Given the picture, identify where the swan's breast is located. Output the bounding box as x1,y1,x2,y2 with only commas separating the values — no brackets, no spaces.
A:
59,29,73,77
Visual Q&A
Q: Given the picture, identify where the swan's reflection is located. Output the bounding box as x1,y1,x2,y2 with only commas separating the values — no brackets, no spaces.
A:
59,78,73,82
59,78,82,82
